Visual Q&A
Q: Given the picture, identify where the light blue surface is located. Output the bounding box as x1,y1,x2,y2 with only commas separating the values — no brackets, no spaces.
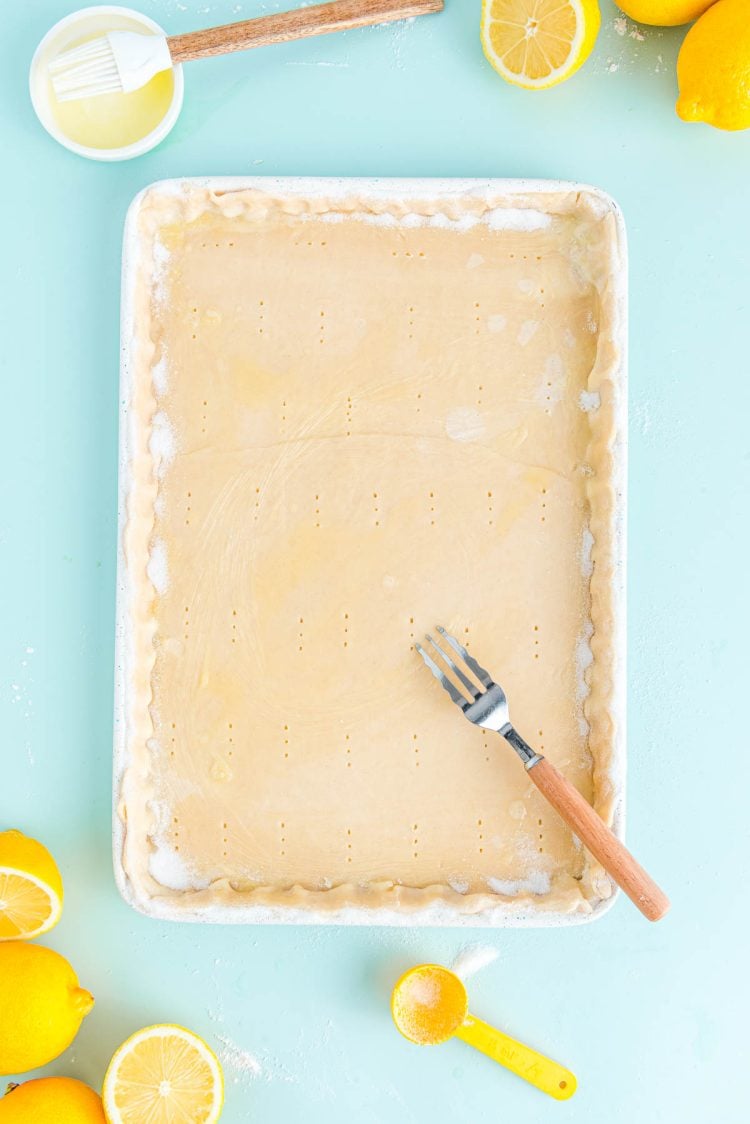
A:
1,1,748,1120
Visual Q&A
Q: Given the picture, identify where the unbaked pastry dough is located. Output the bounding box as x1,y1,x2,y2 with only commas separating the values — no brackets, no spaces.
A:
116,181,626,923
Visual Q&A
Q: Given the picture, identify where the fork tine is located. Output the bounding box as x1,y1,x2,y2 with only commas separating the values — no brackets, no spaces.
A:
426,633,482,701
415,642,470,710
436,625,494,689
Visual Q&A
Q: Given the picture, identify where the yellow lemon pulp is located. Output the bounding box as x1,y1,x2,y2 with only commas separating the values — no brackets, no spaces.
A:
614,0,715,26
103,1025,224,1124
0,942,93,1074
481,0,601,89
0,1077,105,1123
677,0,750,130
0,830,63,940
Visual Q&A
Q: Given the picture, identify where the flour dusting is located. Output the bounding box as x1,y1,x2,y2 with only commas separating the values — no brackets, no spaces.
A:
488,871,551,896
217,1034,263,1078
152,356,169,396
579,389,601,412
445,407,485,443
447,876,470,895
488,207,552,232
576,620,594,701
149,410,175,478
451,944,500,980
147,539,169,595
405,973,440,1008
149,842,209,892
517,319,540,346
580,525,595,580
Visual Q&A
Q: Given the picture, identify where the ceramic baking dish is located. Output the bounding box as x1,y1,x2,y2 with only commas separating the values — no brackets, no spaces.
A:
114,177,627,926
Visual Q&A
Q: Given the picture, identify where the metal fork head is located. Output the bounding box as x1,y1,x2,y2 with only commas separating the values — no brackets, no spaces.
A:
415,626,511,734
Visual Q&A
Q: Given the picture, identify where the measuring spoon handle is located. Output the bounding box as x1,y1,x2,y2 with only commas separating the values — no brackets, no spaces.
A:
455,1014,577,1101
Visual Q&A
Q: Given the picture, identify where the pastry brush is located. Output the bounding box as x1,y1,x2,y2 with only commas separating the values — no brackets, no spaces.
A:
49,0,444,102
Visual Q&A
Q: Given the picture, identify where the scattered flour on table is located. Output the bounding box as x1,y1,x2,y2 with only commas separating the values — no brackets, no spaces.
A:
598,16,664,75
451,944,500,980
613,16,645,39
10,645,36,764
217,1034,263,1080
285,59,351,68
382,16,416,71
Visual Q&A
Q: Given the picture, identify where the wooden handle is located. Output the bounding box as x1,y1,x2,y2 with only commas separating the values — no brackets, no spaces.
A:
167,0,444,63
527,757,670,922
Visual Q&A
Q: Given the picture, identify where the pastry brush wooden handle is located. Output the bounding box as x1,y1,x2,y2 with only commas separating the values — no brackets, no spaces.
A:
527,757,670,922
167,0,444,63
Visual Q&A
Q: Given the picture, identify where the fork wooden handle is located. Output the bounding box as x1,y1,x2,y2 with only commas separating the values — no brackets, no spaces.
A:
167,0,444,63
527,757,670,922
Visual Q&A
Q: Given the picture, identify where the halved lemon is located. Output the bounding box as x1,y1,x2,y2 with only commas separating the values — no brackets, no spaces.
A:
0,830,63,940
481,0,601,90
103,1024,224,1123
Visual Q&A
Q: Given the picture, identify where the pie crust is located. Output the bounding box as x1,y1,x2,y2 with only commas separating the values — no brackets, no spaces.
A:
115,179,627,925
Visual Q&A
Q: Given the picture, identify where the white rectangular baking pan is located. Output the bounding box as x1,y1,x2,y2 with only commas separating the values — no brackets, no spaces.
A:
114,177,627,926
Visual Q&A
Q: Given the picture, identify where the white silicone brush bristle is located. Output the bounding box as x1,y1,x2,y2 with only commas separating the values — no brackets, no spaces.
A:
48,30,172,103
49,35,123,101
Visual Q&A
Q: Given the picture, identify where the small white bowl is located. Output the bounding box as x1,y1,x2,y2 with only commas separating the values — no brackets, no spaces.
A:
29,5,184,162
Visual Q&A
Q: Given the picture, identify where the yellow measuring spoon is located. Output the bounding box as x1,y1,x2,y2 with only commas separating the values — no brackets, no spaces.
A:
391,963,576,1101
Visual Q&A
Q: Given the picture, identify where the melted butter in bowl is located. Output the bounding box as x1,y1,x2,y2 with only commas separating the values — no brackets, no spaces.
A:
48,56,174,150
30,6,183,161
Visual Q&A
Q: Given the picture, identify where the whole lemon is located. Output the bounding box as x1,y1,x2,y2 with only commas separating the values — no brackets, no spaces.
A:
0,1078,105,1123
0,944,94,1075
615,0,715,25
677,0,750,129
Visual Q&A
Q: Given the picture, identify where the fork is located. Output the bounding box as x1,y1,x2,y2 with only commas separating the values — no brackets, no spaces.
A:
416,627,670,922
